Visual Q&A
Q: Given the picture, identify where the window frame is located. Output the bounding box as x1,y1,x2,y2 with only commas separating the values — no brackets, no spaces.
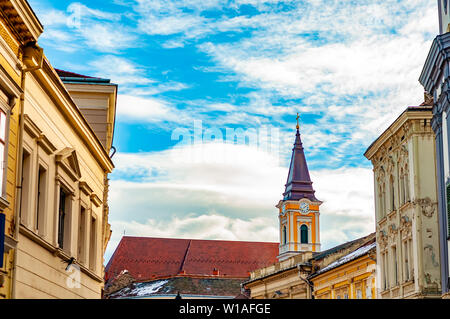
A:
300,224,308,244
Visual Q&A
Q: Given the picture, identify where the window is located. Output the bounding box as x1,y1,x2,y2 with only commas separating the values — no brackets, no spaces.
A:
0,109,6,197
356,289,362,299
392,246,398,286
35,165,47,234
390,176,395,211
57,187,71,250
77,206,86,264
378,184,384,219
344,293,348,299
400,169,405,205
408,238,413,278
404,166,410,202
365,282,372,299
282,225,287,244
300,224,308,244
20,149,31,224
403,240,409,281
383,251,389,289
89,216,97,271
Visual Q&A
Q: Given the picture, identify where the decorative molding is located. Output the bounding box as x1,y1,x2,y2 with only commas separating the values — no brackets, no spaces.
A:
79,181,93,196
378,230,388,248
23,113,41,138
388,224,398,239
36,134,56,155
90,193,102,208
55,147,81,182
413,197,437,218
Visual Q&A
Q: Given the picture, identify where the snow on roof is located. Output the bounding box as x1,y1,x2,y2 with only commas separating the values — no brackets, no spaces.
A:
315,242,376,275
112,280,168,298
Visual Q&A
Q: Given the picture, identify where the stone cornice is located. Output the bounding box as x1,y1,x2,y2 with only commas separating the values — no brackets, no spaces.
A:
365,109,433,164
0,0,43,44
419,32,450,94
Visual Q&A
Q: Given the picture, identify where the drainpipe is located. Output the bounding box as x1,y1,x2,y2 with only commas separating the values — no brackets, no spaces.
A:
297,264,314,299
10,42,43,299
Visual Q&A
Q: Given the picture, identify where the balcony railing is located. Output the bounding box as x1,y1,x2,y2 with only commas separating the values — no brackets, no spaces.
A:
279,242,320,254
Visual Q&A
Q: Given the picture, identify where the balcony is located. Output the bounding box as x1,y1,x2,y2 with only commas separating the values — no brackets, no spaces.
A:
279,242,320,254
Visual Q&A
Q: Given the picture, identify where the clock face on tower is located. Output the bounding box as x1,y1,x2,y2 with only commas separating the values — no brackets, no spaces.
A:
300,202,309,213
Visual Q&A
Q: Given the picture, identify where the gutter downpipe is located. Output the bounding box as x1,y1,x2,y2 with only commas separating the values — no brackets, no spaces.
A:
10,43,43,299
297,264,314,299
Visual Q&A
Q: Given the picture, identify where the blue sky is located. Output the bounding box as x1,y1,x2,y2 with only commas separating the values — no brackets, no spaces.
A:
28,0,438,263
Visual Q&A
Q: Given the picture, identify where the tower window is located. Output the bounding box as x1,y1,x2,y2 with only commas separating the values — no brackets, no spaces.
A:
282,225,287,244
300,224,308,244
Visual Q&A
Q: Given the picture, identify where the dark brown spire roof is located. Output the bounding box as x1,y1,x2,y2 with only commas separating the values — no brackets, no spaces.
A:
283,128,318,201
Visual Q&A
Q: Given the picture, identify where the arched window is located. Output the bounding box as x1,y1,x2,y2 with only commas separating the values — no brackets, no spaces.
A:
300,224,308,244
404,165,410,201
378,184,383,219
390,175,395,211
282,226,287,244
400,168,405,205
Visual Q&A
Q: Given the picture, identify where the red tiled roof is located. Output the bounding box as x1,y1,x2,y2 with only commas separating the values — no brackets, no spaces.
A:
105,236,279,282
54,68,97,79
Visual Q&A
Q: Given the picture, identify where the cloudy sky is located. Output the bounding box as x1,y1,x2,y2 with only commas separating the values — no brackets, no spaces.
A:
29,0,438,263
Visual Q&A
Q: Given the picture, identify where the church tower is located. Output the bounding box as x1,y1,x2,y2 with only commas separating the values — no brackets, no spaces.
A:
276,115,321,261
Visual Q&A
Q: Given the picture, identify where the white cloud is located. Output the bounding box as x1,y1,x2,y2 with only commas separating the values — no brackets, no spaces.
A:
116,94,175,122
105,143,376,262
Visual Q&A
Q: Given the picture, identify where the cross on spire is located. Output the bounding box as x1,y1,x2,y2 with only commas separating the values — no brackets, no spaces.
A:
296,113,300,130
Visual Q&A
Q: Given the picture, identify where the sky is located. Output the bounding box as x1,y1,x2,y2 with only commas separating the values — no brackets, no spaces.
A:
28,0,439,264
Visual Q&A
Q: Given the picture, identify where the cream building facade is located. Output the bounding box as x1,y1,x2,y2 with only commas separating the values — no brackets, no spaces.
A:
364,104,441,299
0,0,116,299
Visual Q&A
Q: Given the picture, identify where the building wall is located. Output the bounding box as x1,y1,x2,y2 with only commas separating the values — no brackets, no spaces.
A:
0,11,25,299
419,18,450,296
13,65,110,298
62,83,116,152
365,108,442,298
246,252,312,299
247,269,309,299
312,254,376,299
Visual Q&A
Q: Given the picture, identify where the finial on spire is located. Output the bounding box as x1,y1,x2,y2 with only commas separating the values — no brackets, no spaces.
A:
296,113,300,130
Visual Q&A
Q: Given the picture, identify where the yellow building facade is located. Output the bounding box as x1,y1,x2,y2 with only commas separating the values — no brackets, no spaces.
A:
311,236,376,299
0,0,42,299
0,0,116,299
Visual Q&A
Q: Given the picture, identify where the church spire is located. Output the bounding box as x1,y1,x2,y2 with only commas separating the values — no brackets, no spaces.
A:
283,115,317,202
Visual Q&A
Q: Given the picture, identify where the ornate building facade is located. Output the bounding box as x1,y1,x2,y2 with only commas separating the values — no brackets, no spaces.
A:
365,105,441,298
0,0,117,299
418,0,450,298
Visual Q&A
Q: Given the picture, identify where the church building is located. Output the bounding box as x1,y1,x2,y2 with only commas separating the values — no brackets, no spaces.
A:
245,117,377,299
277,116,322,261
